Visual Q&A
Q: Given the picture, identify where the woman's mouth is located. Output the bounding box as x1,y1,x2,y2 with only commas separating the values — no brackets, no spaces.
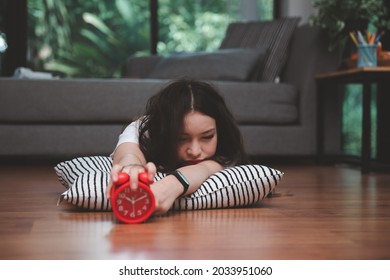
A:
184,160,203,166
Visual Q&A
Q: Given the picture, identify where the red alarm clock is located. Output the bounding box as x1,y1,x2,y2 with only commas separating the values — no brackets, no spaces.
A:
110,172,155,224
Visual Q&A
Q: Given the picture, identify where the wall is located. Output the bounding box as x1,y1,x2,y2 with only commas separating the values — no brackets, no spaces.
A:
280,0,315,24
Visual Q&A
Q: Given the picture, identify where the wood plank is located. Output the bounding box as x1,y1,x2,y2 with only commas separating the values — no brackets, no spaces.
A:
0,164,389,260
315,67,390,80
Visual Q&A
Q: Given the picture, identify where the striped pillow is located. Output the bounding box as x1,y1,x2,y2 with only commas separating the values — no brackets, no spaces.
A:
54,155,112,188
55,156,283,211
220,17,300,82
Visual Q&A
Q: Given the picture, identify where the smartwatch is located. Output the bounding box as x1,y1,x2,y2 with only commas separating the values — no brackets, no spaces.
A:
169,170,190,197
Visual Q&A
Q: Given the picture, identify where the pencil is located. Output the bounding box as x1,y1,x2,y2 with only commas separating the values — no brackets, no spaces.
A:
349,32,359,46
366,31,373,44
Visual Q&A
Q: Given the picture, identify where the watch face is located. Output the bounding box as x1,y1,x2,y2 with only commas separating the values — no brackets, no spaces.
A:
112,183,155,224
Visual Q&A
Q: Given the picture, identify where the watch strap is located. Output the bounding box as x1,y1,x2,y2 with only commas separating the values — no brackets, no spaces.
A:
169,170,190,197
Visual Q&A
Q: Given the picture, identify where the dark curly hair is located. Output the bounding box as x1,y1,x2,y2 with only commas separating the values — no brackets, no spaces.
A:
139,78,248,172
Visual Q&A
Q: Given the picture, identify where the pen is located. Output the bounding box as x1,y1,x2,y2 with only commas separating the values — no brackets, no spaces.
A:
374,31,384,44
357,31,367,45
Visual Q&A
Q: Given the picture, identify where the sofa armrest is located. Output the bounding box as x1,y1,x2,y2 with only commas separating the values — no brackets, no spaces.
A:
124,55,163,78
282,24,341,152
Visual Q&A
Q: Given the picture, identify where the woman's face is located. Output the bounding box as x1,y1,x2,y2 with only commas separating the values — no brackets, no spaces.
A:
177,111,218,165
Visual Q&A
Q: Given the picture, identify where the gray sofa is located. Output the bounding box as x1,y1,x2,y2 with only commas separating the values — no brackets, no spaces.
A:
0,22,339,160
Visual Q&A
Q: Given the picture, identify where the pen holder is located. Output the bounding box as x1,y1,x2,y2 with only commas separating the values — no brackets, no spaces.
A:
357,44,377,67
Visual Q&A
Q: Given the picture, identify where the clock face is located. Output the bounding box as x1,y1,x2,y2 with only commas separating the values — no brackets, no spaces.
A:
112,183,155,224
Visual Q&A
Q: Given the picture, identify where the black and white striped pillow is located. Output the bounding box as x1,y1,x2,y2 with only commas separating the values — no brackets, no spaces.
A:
54,156,283,211
54,155,112,188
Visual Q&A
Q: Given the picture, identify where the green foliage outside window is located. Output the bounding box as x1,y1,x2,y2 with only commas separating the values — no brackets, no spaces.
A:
28,0,150,77
342,84,377,158
27,0,273,78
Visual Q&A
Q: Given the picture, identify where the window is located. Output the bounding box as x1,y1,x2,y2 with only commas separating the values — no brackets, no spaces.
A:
342,84,377,158
27,0,274,78
28,0,150,78
157,0,273,54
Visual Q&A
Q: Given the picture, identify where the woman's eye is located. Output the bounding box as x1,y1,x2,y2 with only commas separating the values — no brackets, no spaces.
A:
202,134,214,140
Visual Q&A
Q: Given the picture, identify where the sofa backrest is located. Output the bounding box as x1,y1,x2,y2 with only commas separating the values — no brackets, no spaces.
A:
219,17,301,82
282,24,340,86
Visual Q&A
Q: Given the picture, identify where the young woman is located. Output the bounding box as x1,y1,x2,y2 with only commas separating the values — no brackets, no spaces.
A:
108,78,248,215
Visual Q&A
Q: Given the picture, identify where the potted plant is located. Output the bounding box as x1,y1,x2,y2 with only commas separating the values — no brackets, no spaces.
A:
310,0,390,51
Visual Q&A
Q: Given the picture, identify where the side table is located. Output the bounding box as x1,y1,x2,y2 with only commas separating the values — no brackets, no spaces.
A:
316,67,390,173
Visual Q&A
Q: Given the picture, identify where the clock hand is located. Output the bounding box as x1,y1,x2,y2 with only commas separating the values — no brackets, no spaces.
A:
123,196,136,214
134,194,148,203
124,196,136,203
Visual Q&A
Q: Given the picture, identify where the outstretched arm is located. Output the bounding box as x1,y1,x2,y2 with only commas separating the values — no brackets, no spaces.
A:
151,160,223,215
107,142,156,197
109,143,224,215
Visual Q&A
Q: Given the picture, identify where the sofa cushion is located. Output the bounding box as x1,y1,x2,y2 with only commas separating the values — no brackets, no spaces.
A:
55,156,283,211
220,17,300,82
0,78,298,125
0,78,164,123
215,81,299,124
147,48,268,81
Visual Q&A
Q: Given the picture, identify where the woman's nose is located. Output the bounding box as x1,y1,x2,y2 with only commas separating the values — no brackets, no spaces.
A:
187,141,201,158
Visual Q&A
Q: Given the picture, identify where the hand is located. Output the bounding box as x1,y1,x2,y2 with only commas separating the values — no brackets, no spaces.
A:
123,196,135,214
150,175,184,216
133,194,148,203
107,162,157,198
123,196,135,204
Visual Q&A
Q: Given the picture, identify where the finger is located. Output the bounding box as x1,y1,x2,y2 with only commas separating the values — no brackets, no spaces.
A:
145,162,157,182
110,164,124,183
121,165,133,175
153,208,168,217
152,204,163,216
129,166,143,190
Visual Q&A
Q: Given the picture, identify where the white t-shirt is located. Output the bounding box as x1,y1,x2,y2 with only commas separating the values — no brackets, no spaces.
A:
111,119,141,157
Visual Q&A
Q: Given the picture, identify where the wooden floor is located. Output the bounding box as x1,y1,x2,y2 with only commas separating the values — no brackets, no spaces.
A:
0,162,390,260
